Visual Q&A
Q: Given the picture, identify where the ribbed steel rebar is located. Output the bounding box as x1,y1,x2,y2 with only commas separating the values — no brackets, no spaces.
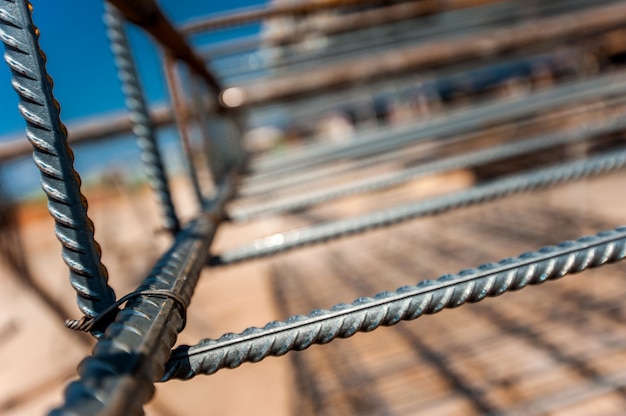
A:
0,0,116,319
164,56,205,206
216,0,602,82
232,112,626,221
239,95,626,198
181,0,398,34
164,226,626,380
107,0,222,94
228,1,626,108
50,172,239,416
216,149,626,264
188,73,221,183
104,4,180,234
248,72,626,179
51,218,207,416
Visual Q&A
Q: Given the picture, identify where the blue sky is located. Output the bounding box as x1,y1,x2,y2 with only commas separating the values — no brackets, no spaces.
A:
0,0,266,199
0,0,265,137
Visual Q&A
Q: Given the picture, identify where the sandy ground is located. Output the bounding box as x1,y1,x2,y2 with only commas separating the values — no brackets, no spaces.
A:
1,166,625,415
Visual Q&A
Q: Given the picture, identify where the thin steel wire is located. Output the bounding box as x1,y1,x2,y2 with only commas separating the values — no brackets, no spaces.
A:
164,226,626,380
0,0,116,321
104,3,181,234
216,149,626,264
231,111,626,221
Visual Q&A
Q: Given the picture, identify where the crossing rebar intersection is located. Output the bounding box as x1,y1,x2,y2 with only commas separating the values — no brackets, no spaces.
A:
1,0,626,414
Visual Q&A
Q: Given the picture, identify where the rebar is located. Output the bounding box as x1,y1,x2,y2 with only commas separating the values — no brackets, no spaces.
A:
104,3,180,234
241,0,605,77
50,171,240,416
0,104,175,162
107,0,222,95
164,57,204,206
227,1,626,107
247,72,626,179
216,149,626,264
181,0,418,34
188,73,221,183
243,0,488,47
0,0,116,321
239,95,626,197
231,110,626,221
164,226,626,380
215,0,605,80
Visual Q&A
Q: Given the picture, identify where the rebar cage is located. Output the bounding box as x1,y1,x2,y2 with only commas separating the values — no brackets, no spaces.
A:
1,0,626,414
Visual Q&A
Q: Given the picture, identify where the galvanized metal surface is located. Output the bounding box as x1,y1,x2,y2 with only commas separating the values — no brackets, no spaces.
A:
0,0,116,322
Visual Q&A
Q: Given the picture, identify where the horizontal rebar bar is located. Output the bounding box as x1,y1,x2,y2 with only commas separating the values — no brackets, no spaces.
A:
227,1,626,107
164,226,626,380
215,0,604,83
181,0,393,34
233,0,502,51
216,149,626,265
50,171,240,416
0,104,174,162
239,95,626,197
247,72,626,179
211,0,503,77
231,110,626,221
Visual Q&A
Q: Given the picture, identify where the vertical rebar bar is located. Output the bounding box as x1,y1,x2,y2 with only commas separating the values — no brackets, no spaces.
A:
104,3,181,234
51,171,240,416
188,71,221,185
0,0,116,321
164,56,205,206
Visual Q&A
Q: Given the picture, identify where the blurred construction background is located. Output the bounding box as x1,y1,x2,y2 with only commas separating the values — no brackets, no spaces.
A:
1,0,626,414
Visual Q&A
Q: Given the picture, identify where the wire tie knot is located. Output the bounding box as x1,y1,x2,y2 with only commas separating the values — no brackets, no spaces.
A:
65,289,188,333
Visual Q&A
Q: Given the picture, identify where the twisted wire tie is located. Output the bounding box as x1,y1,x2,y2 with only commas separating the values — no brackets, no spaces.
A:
65,289,188,333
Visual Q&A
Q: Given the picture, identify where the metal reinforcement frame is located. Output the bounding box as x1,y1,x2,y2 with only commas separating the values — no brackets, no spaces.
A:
1,0,626,414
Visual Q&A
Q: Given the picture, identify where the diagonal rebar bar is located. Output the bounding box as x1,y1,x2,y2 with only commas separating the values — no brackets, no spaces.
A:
231,110,626,221
104,3,181,234
247,72,626,179
0,0,116,320
215,149,626,265
107,0,222,95
163,226,626,380
50,172,240,416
